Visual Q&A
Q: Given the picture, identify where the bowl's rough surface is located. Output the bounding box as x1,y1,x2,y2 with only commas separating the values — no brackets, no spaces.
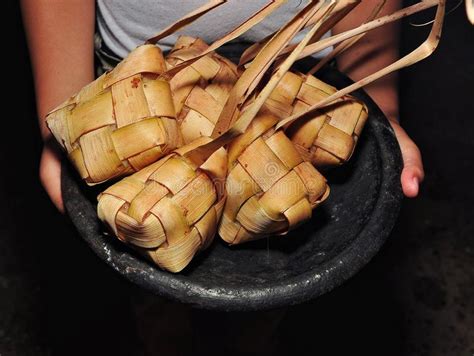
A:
62,65,403,311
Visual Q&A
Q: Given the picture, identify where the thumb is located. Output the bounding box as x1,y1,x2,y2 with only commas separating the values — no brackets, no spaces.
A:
40,144,65,213
389,120,425,198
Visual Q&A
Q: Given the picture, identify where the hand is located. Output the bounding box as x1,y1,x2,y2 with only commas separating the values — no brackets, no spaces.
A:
39,140,64,213
388,118,424,198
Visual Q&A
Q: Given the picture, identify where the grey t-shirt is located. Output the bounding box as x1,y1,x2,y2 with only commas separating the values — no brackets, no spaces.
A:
97,0,331,58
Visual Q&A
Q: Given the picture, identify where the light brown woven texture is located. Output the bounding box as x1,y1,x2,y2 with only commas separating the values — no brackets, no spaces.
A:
96,2,335,269
164,36,368,169
219,113,329,245
165,36,240,144
46,45,182,185
264,71,368,168
52,0,445,272
97,137,227,273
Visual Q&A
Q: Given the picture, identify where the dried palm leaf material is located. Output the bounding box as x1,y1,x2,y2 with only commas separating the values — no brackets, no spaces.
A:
308,0,387,75
165,36,241,145
165,34,367,168
158,0,287,79
211,1,336,244
263,71,368,168
219,112,329,245
47,45,180,185
239,0,361,66
276,0,446,131
157,0,289,144
209,0,337,138
97,138,227,273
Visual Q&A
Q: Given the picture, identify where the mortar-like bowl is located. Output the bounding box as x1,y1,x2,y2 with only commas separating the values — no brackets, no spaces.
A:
61,65,402,311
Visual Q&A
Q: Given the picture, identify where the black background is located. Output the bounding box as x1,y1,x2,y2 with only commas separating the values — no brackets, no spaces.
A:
2,1,473,355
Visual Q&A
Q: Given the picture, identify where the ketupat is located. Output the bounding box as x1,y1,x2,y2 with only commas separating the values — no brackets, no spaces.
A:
219,113,329,245
165,36,240,145
98,138,227,273
46,45,181,185
210,1,337,244
267,72,368,167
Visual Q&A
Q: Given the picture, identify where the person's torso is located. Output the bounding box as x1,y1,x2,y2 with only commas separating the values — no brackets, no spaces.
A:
97,0,331,58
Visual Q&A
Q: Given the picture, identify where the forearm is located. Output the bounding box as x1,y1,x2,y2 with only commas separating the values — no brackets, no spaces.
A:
333,0,402,122
20,0,95,140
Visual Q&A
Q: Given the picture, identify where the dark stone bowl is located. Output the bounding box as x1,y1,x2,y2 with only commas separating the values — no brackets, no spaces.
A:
61,65,403,312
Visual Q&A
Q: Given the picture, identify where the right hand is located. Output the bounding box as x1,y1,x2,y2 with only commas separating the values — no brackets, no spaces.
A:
388,119,425,198
39,141,64,213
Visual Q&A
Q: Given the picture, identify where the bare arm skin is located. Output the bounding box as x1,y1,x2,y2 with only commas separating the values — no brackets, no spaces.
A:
333,0,424,198
21,0,95,211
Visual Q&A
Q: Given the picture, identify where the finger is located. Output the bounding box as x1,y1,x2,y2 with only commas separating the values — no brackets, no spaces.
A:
400,144,424,198
389,120,425,198
40,146,65,213
47,168,64,213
